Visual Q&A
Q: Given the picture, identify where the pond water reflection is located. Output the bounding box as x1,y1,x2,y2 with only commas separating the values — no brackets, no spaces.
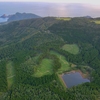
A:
62,72,90,88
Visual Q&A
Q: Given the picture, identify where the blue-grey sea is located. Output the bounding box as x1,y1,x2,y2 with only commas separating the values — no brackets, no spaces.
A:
0,18,8,23
0,2,100,19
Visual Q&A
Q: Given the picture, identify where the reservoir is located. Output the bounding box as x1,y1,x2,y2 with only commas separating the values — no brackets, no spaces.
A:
62,72,90,88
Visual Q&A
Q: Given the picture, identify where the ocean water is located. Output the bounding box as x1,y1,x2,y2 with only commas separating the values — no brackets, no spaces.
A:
0,2,100,18
0,2,66,17
0,18,8,23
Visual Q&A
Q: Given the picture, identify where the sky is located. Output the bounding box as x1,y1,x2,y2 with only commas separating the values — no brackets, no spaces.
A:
0,0,100,17
0,0,100,5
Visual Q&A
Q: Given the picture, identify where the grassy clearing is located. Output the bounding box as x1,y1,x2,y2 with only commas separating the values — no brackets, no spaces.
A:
94,20,100,24
56,17,71,21
50,51,71,74
33,59,54,77
91,20,100,24
33,51,71,77
62,44,79,55
6,61,15,88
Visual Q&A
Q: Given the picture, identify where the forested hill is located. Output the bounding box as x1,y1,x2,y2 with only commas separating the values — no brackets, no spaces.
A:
7,12,41,22
0,17,58,47
0,17,100,100
49,17,100,44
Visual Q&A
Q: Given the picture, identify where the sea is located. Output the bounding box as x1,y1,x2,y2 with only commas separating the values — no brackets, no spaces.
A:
0,2,99,20
0,2,67,18
0,18,8,23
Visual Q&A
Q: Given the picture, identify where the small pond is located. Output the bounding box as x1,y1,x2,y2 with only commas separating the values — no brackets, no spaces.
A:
62,72,90,88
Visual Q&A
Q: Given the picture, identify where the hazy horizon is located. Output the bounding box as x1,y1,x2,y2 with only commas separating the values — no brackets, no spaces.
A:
0,2,100,18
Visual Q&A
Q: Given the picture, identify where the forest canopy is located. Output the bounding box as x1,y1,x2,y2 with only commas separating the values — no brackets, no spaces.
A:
0,17,100,100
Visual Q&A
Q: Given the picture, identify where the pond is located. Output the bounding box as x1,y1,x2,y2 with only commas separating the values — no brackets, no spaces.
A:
62,72,90,88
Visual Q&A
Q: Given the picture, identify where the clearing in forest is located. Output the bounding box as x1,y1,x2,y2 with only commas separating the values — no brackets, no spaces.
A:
62,44,79,55
56,17,71,21
94,20,100,24
50,51,71,74
6,61,15,88
91,20,100,24
33,51,72,77
33,59,54,77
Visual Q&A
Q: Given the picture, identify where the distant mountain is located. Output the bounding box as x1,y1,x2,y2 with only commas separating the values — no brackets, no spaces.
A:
0,14,8,18
83,16,92,18
7,12,41,22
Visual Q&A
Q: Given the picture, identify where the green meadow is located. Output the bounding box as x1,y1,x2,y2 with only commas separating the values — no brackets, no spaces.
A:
94,20,100,24
33,59,54,77
62,44,79,55
91,20,100,24
50,51,71,74
33,51,71,77
56,17,71,21
6,61,15,88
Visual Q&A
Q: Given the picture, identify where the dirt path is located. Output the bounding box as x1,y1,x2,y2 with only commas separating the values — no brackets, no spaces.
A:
59,74,67,88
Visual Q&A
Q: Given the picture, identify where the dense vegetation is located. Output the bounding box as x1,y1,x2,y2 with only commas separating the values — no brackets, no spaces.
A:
0,61,7,92
0,17,100,100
